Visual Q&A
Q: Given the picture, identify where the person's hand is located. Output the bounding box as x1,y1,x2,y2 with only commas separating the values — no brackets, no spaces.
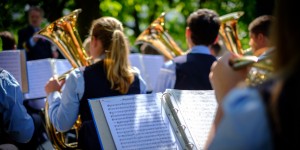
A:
209,52,249,104
45,76,65,95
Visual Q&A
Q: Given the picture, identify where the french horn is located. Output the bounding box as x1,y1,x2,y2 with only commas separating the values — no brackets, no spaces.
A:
35,8,91,149
134,12,184,61
219,11,274,86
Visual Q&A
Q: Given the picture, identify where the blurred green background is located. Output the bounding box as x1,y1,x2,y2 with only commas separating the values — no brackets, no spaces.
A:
0,0,275,52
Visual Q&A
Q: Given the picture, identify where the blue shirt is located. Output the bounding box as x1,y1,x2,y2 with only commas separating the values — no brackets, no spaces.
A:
0,69,34,143
47,67,147,132
208,87,273,150
154,45,212,93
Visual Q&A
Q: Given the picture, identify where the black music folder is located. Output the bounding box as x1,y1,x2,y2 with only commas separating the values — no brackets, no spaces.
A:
0,50,29,93
88,89,217,150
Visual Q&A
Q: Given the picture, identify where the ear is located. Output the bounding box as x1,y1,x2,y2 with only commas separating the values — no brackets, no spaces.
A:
91,36,96,46
186,27,192,45
186,27,191,38
257,33,265,42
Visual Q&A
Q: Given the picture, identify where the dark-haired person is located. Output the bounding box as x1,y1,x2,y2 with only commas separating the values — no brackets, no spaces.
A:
0,31,16,50
154,8,221,92
248,15,275,56
206,0,300,149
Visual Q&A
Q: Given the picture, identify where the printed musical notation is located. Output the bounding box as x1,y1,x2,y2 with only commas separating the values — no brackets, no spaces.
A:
89,90,217,150
100,94,180,150
24,58,71,99
166,89,217,149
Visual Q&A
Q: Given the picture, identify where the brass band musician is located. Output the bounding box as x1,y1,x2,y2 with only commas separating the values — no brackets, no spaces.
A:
45,17,147,149
154,8,221,92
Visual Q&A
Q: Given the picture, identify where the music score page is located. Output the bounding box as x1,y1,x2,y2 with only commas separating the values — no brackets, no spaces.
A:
99,93,182,150
166,89,218,149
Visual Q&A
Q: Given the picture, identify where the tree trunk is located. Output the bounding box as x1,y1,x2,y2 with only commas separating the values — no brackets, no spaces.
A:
74,0,101,40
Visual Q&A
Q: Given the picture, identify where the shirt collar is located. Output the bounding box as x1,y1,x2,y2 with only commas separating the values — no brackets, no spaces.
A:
188,45,211,55
93,54,106,63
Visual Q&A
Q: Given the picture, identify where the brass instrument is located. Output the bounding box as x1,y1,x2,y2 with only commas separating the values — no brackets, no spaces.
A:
135,12,184,61
219,11,245,55
34,8,91,149
219,11,274,85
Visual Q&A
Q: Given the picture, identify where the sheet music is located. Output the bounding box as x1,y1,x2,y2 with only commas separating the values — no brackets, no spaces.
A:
99,93,182,150
24,59,53,99
142,54,164,91
0,50,26,92
166,89,218,150
129,54,149,90
53,59,72,76
129,53,164,92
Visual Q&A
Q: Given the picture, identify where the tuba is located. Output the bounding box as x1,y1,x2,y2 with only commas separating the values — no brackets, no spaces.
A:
34,8,91,149
219,11,274,86
134,12,184,61
219,11,245,55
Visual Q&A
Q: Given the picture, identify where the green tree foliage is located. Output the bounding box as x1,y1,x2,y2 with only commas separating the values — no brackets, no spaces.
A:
0,0,273,52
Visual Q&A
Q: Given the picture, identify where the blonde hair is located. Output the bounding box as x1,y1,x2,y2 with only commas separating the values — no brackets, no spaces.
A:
90,17,134,94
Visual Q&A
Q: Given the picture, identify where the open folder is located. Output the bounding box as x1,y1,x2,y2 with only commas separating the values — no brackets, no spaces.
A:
88,89,217,150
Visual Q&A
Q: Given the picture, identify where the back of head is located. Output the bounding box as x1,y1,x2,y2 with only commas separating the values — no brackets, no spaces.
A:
0,31,16,50
248,15,274,38
90,17,133,94
187,8,221,46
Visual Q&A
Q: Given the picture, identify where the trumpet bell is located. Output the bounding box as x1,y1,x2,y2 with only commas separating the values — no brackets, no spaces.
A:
135,12,184,61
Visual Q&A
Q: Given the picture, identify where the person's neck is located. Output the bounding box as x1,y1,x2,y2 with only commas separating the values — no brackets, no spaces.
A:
254,46,270,56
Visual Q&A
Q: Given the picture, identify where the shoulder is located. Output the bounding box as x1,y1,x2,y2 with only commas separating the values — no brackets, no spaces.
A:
0,69,18,86
209,87,273,149
67,67,84,80
222,87,266,118
131,66,141,75
173,55,186,63
18,26,31,34
162,59,176,70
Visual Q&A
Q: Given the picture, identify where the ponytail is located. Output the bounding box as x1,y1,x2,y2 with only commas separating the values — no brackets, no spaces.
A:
104,30,134,94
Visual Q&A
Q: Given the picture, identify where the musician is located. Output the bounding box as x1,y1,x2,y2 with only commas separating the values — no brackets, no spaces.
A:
248,15,275,56
1,31,48,149
206,0,299,149
0,68,34,148
154,8,221,92
45,16,147,149
17,6,63,60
